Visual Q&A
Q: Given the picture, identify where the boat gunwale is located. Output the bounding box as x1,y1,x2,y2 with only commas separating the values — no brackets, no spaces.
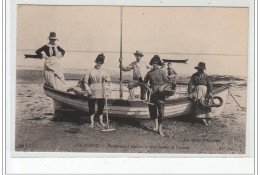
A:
43,84,230,103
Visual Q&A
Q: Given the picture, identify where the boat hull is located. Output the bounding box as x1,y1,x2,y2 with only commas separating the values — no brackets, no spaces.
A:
44,84,229,119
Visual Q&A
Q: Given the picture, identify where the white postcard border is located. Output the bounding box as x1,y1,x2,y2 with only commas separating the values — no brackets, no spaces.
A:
5,0,256,174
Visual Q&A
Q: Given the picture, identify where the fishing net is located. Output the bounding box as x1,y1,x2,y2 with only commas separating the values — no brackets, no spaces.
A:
67,79,89,97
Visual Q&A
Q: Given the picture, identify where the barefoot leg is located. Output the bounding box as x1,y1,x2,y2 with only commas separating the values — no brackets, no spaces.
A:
90,114,94,128
153,119,158,132
99,114,106,127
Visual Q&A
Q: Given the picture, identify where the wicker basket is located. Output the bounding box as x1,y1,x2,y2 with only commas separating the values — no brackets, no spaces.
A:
199,96,223,109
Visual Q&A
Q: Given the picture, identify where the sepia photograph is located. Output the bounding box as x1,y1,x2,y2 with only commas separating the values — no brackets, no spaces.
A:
15,5,249,154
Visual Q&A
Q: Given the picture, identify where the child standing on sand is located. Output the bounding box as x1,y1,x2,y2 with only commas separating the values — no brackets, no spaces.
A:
144,55,168,136
83,53,111,128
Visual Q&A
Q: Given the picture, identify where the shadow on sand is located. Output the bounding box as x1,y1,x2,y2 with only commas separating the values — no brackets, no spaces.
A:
51,110,205,132
173,114,203,125
51,110,88,125
50,110,151,131
109,116,152,132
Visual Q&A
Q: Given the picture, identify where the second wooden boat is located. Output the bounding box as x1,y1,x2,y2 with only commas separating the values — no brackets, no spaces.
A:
162,59,189,63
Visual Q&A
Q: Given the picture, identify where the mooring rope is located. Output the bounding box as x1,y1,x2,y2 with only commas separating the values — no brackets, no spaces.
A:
229,90,246,111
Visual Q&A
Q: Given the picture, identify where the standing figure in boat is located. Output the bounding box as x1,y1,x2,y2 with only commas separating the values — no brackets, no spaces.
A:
161,61,167,74
188,62,213,126
167,63,178,90
83,53,111,128
119,50,150,100
35,32,67,91
144,55,168,136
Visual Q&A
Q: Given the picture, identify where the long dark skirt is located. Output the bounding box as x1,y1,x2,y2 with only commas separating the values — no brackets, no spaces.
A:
192,85,212,119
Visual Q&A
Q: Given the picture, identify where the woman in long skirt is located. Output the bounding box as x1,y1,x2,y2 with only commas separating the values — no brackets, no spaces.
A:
35,32,67,91
188,62,213,125
35,32,67,119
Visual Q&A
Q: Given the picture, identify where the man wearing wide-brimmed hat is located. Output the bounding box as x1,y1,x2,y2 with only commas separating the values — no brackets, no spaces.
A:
188,62,213,126
144,55,168,136
119,50,150,100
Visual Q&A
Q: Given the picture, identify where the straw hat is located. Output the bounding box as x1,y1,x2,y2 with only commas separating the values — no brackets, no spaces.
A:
133,50,144,57
195,62,206,70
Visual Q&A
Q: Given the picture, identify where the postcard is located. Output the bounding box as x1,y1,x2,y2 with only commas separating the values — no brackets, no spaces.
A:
6,0,255,174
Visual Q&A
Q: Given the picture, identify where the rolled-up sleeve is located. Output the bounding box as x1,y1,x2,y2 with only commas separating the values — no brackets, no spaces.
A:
123,62,134,71
188,75,194,94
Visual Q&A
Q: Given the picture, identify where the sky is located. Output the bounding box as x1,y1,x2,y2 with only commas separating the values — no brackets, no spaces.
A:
17,6,248,56
16,5,249,76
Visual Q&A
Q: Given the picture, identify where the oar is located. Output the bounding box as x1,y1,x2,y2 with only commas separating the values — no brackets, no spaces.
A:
101,78,115,132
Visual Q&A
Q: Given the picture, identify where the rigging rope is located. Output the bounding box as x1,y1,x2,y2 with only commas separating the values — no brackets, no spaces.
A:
229,90,246,111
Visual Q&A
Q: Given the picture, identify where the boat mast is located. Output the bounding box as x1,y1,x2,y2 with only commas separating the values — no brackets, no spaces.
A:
119,6,123,99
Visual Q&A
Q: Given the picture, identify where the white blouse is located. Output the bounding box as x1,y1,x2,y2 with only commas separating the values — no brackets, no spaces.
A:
84,67,111,98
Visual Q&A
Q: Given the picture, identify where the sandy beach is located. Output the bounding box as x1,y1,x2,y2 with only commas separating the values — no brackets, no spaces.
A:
15,69,247,154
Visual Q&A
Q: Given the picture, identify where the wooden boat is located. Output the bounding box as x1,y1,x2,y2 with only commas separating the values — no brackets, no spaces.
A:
162,59,189,63
43,83,229,119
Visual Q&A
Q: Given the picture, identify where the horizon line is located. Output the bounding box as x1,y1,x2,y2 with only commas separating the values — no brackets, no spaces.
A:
18,49,247,57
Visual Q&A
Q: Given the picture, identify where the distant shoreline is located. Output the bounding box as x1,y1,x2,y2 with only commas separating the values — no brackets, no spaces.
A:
16,69,247,88
16,65,248,79
16,69,118,84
